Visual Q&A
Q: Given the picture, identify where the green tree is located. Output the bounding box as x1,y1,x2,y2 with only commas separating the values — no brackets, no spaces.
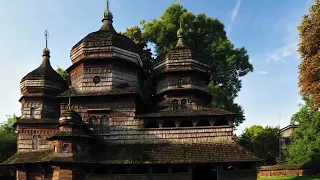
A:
238,125,280,165
298,0,320,108
287,97,320,163
56,66,70,86
123,3,253,125
287,0,320,163
120,26,156,105
0,115,18,163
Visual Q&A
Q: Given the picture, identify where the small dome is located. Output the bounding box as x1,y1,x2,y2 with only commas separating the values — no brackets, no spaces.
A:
42,47,50,56
21,49,68,96
177,27,185,38
59,109,82,124
103,9,113,21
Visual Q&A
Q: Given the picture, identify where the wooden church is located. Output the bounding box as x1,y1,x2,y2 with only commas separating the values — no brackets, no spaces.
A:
1,2,260,180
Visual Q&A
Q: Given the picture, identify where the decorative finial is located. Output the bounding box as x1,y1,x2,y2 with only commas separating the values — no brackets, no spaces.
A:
176,19,186,47
103,0,113,22
42,29,50,56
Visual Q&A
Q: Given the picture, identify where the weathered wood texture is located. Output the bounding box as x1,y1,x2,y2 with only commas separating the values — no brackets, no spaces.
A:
17,128,58,152
20,80,67,96
104,127,234,144
70,64,139,91
156,75,207,94
70,63,84,89
157,97,206,111
16,170,27,180
59,100,233,144
71,45,142,66
20,98,60,119
53,168,73,180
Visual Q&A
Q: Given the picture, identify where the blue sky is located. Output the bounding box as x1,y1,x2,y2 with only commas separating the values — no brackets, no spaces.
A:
0,0,314,134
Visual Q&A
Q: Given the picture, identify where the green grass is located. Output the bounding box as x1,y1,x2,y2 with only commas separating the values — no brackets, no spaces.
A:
258,176,320,180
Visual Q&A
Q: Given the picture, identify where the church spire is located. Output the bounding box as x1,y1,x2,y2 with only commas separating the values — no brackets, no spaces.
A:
102,0,113,22
101,0,115,32
176,19,186,47
42,30,50,57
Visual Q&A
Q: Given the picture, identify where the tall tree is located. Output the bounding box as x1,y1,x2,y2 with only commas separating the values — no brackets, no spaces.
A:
298,0,320,108
287,97,320,163
123,4,253,126
0,115,18,163
238,125,280,165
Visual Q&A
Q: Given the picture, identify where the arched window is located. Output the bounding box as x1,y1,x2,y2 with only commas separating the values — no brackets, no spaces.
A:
197,119,211,127
181,99,187,110
89,115,99,133
32,135,40,150
145,121,160,128
30,107,35,118
214,119,229,126
178,79,183,88
100,115,110,134
61,143,68,153
179,120,194,127
172,99,179,110
162,120,176,128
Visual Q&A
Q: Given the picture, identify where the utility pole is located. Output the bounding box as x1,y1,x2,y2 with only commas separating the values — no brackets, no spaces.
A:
278,112,282,164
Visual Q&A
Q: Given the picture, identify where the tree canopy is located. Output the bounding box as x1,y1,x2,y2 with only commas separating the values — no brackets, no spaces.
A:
122,3,253,126
238,125,280,165
287,97,320,163
56,66,71,86
298,0,320,108
286,0,320,164
0,115,18,163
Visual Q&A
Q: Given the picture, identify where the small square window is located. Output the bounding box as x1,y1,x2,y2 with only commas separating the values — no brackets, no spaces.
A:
178,79,183,88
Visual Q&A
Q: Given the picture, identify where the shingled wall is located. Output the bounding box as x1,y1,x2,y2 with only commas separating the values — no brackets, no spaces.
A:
70,63,139,91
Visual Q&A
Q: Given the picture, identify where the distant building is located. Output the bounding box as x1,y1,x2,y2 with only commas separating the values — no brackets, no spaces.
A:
280,124,299,146
1,2,260,180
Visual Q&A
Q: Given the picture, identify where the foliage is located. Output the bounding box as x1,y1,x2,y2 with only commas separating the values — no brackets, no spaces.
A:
122,3,253,125
258,176,320,180
298,0,320,108
238,125,280,165
120,27,155,103
0,115,18,163
56,66,71,86
287,97,320,163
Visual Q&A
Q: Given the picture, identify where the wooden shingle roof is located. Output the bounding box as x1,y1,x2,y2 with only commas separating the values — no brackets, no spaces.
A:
1,142,260,166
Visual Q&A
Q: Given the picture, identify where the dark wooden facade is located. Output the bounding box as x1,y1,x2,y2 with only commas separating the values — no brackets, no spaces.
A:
1,3,260,180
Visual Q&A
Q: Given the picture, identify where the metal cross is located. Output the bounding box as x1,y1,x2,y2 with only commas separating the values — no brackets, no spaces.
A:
44,29,49,48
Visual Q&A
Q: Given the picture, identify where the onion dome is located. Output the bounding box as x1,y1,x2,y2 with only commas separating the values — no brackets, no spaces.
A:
103,0,113,21
70,0,140,64
59,107,82,124
20,34,68,97
176,21,186,48
153,21,210,76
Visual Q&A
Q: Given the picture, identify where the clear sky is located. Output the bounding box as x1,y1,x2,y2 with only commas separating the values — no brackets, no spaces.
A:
0,0,314,134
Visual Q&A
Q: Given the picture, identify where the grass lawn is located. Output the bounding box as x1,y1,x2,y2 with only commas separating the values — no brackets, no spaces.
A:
258,176,320,180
